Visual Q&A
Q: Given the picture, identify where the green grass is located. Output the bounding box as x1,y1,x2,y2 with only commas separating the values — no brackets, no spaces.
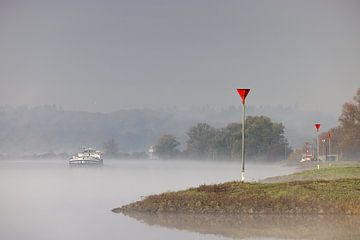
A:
263,165,360,183
114,165,360,215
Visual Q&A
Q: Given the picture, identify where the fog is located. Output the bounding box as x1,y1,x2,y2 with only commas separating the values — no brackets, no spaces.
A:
1,0,360,154
1,0,360,114
0,159,296,240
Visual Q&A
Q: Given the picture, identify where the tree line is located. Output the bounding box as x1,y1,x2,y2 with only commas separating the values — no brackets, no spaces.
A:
319,88,360,160
154,115,291,161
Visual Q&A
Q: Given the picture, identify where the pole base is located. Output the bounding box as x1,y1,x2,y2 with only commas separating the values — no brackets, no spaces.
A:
241,171,245,182
317,164,320,170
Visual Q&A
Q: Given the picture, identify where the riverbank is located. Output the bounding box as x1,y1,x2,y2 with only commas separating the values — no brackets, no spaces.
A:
262,164,360,183
114,165,360,215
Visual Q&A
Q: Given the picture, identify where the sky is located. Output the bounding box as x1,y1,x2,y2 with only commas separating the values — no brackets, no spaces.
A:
0,0,359,114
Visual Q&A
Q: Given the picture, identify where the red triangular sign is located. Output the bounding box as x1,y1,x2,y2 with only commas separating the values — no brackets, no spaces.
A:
237,89,250,104
315,123,321,131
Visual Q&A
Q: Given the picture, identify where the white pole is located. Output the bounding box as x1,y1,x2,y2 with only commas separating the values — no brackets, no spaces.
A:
317,131,320,169
329,137,331,159
241,102,246,181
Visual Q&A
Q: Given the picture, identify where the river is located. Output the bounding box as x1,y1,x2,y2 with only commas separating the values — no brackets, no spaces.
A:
1,159,357,240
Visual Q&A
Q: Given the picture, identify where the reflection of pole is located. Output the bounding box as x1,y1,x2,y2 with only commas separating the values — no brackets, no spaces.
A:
241,102,245,181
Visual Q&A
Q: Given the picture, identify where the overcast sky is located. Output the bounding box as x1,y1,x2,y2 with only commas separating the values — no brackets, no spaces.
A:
0,0,359,113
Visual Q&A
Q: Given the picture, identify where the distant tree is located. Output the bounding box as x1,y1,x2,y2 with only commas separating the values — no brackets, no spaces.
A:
103,139,119,157
319,127,342,158
224,123,242,159
245,116,288,160
211,123,241,159
185,123,216,159
184,117,290,161
339,88,360,159
211,127,234,159
154,134,180,159
224,116,289,160
266,142,291,161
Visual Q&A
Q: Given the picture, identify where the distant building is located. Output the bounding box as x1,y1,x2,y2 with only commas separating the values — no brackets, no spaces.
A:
148,146,154,160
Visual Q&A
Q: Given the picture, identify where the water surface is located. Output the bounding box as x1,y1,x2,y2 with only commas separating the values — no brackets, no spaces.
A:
0,159,318,240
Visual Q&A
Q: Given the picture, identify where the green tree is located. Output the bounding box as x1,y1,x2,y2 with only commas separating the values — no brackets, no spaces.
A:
213,123,241,159
185,123,216,159
211,128,233,159
222,116,289,160
154,134,180,159
245,116,287,159
185,117,290,161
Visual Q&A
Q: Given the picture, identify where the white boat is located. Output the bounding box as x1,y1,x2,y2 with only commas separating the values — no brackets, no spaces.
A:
69,148,103,165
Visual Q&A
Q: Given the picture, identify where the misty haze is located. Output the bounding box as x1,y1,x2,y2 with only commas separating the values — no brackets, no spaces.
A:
1,1,360,240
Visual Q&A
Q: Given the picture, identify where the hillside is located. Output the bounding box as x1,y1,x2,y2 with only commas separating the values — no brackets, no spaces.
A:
0,105,337,155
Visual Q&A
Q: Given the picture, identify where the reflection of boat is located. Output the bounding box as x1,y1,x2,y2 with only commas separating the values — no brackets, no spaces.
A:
116,212,360,240
69,148,103,165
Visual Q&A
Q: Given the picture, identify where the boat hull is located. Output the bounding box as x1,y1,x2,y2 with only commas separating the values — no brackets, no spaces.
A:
69,159,103,166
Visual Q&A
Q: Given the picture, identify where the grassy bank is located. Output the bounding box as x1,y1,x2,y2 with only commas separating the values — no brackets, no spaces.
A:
262,165,360,183
114,165,360,215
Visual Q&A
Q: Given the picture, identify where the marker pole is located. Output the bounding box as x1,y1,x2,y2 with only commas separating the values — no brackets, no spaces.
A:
241,101,245,181
314,123,321,169
317,130,320,169
328,134,331,160
237,89,250,182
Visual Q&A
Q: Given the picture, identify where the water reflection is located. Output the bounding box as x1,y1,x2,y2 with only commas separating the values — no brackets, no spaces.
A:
121,212,360,240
